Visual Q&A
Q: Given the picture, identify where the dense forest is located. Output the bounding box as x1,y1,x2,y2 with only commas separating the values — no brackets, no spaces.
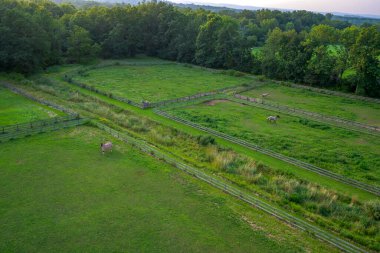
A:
0,0,379,97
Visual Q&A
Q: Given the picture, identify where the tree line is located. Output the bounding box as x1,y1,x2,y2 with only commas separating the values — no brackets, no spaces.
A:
0,0,379,97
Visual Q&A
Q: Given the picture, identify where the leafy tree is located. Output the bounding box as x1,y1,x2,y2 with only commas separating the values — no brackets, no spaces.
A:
67,25,99,63
0,6,50,73
304,46,340,86
350,26,380,96
261,28,308,81
195,14,223,67
0,0,378,98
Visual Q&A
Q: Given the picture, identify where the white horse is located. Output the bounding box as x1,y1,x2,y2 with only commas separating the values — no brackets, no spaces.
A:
100,142,113,154
267,115,280,124
261,93,270,98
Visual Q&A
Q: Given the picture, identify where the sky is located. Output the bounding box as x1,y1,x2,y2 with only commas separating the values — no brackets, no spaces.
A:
171,0,380,16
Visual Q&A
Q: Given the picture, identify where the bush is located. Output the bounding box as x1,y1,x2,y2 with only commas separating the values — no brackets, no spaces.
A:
298,118,330,130
196,135,216,146
6,72,24,81
257,76,266,82
364,200,380,220
221,69,246,77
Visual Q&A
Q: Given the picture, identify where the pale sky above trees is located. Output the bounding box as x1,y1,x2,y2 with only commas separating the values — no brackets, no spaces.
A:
172,0,380,15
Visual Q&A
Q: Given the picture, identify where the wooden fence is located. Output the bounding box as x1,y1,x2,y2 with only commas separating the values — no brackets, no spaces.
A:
154,109,380,197
64,78,144,108
2,82,77,115
65,74,252,109
282,82,380,104
0,115,88,143
95,120,368,253
233,94,380,136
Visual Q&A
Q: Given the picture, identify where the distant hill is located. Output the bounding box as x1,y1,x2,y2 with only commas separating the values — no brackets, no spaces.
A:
53,0,380,24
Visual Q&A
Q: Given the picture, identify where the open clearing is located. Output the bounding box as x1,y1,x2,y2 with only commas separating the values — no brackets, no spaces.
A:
72,61,251,103
0,126,334,253
3,57,378,252
0,86,62,125
168,100,380,186
242,83,380,126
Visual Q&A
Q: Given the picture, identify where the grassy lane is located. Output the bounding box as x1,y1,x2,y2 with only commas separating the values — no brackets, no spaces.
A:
55,79,376,201
0,86,63,125
168,101,380,186
0,126,336,253
242,83,380,126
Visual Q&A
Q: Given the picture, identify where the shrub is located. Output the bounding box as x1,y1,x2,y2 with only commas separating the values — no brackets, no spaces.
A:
221,69,246,77
196,135,216,146
258,76,266,82
364,200,380,220
298,118,330,130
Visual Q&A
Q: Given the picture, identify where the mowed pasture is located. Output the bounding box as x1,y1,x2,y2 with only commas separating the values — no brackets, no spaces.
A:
0,126,333,253
168,100,380,186
242,83,380,126
0,86,62,125
72,62,251,103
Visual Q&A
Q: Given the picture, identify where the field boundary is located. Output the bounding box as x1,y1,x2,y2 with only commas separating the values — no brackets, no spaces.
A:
232,94,380,136
0,115,88,143
147,85,247,108
2,82,77,115
154,109,380,196
64,74,253,109
63,78,145,108
279,82,380,104
94,121,367,253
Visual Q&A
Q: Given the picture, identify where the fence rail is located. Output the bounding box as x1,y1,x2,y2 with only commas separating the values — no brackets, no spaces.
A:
284,83,380,104
233,94,380,136
154,109,380,197
94,121,367,253
0,116,88,143
65,76,253,109
64,78,144,108
145,84,263,108
148,89,229,108
2,82,77,115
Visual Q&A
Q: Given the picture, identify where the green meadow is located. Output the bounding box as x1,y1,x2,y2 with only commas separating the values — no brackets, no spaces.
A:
73,62,251,103
0,86,62,125
242,83,380,126
169,100,380,186
0,126,335,253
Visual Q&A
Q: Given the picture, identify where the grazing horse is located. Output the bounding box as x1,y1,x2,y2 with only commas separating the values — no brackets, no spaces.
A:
100,142,113,154
261,93,270,98
267,115,280,124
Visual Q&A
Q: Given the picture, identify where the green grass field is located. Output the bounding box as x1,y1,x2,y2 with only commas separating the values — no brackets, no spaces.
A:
169,100,380,186
0,126,336,253
73,63,251,103
0,86,62,125
242,83,380,126
7,65,380,251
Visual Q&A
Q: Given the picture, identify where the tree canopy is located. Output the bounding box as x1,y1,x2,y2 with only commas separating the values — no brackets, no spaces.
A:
0,0,379,97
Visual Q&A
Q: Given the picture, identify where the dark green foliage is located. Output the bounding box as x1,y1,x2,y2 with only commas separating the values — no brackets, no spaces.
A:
0,0,379,97
365,200,380,220
196,135,216,146
67,25,100,63
298,118,331,130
